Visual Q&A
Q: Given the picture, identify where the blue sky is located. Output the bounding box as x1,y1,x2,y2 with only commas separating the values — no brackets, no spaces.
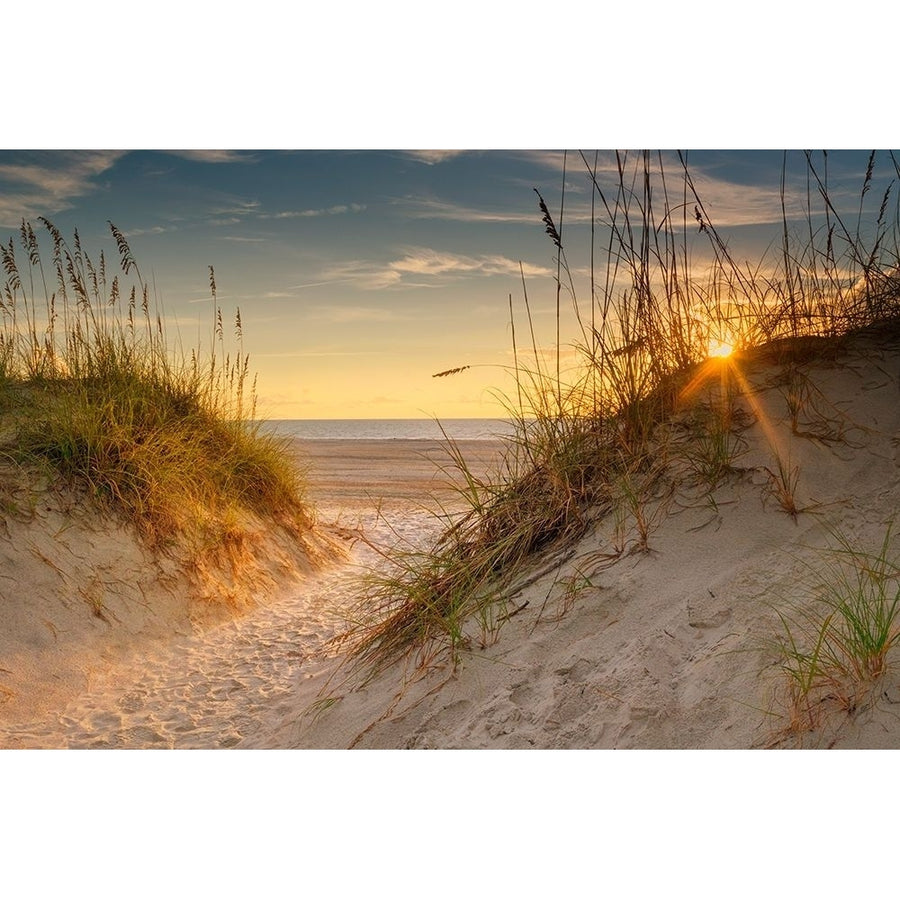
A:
0,148,894,418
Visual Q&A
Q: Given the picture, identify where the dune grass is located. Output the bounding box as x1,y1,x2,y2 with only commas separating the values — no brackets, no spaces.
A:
773,523,900,738
0,219,315,588
335,150,900,681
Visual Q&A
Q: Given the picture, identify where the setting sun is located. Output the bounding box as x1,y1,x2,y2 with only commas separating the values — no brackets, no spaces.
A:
708,338,734,359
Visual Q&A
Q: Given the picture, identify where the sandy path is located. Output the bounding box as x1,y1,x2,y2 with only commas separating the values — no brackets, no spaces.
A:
0,439,503,748
0,507,430,748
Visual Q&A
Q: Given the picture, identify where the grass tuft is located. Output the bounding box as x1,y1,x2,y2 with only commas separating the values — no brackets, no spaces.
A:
772,523,900,739
0,220,318,595
763,450,802,522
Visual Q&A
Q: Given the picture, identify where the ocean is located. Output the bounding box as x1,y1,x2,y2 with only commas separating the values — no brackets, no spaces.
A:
265,418,515,442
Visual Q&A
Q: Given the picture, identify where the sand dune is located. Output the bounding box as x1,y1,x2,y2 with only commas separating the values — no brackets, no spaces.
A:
275,329,900,749
4,331,900,748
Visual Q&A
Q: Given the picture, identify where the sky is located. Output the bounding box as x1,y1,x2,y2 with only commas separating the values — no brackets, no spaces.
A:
0,149,895,421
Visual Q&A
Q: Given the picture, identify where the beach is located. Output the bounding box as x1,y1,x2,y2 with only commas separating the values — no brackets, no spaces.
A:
294,436,505,508
0,435,505,748
4,333,900,749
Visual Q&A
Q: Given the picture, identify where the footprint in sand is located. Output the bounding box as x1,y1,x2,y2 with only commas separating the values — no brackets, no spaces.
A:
0,508,446,749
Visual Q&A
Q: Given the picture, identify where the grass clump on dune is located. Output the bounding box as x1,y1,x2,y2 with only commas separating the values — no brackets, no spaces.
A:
0,219,318,595
773,523,900,741
337,150,900,680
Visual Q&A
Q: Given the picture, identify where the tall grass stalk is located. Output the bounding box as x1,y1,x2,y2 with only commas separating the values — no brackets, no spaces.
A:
339,150,900,679
0,220,314,569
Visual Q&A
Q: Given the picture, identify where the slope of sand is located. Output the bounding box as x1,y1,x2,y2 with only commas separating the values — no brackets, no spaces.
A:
0,483,338,739
4,332,900,749
0,438,502,747
265,328,900,749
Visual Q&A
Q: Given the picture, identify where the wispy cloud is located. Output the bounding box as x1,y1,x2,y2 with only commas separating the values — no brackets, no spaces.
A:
122,225,174,238
0,150,126,226
508,150,817,229
165,150,257,164
211,199,262,217
501,150,799,228
509,149,569,171
403,150,468,165
528,150,822,228
261,203,366,219
321,259,403,290
290,278,356,290
397,196,537,224
506,150,624,183
323,247,553,290
398,192,609,227
685,166,822,228
391,248,550,279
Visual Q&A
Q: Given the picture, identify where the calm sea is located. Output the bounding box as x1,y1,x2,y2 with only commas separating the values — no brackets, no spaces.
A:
264,418,514,442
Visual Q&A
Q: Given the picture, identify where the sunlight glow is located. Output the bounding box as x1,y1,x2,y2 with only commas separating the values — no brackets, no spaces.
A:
708,338,734,359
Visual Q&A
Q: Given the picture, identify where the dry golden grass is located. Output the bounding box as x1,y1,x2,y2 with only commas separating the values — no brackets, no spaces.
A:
335,150,900,683
0,220,323,601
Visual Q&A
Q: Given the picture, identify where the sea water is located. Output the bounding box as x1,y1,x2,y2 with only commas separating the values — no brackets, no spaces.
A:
265,418,515,442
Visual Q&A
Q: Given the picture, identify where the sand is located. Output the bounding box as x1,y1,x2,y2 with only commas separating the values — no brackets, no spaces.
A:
296,437,503,507
270,328,900,750
0,437,503,747
3,330,900,748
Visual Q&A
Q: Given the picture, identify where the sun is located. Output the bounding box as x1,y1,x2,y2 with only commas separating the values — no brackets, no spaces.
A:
708,338,734,359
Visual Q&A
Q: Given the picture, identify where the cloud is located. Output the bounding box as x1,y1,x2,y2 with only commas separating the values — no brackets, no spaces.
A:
290,278,358,290
165,150,257,164
508,149,570,172
517,150,820,230
0,150,126,226
261,203,366,219
403,150,468,165
390,248,552,280
527,150,820,229
397,193,605,226
323,248,553,290
211,199,262,217
397,196,537,224
122,225,173,237
474,150,804,229
321,259,403,290
684,169,791,228
506,150,625,182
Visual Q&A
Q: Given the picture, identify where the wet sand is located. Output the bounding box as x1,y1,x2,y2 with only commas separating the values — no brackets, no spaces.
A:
290,438,506,507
